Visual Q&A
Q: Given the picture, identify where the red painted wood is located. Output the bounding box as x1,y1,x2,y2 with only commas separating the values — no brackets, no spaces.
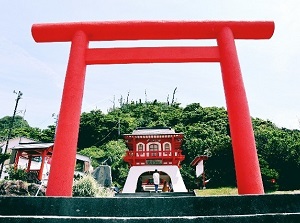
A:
32,21,274,42
124,150,185,165
26,156,32,172
217,27,264,195
123,134,184,167
37,150,47,181
46,31,89,197
14,151,21,170
86,46,220,64
190,155,209,166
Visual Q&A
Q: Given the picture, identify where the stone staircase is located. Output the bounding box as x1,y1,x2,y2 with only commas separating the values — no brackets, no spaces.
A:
115,191,196,197
0,193,300,222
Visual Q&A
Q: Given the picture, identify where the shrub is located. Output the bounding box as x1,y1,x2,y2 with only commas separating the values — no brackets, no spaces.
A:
97,185,115,197
0,154,10,164
72,174,100,197
259,157,279,192
6,166,28,181
72,174,114,197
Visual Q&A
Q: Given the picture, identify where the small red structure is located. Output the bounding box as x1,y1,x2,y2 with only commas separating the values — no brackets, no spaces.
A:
191,155,209,188
12,142,91,183
13,142,53,181
122,127,187,193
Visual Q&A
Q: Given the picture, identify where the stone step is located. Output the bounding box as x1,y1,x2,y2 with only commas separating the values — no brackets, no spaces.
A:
0,213,300,223
115,192,195,197
0,194,300,217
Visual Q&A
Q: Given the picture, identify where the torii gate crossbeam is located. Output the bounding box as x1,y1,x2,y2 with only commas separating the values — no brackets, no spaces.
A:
31,21,275,196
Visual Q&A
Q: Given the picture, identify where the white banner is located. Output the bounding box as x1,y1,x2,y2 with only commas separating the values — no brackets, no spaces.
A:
196,160,204,177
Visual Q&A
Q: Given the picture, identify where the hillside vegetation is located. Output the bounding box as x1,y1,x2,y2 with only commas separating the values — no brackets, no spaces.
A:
1,101,300,191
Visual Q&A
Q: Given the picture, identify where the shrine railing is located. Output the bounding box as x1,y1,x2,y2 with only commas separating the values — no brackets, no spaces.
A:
124,150,184,160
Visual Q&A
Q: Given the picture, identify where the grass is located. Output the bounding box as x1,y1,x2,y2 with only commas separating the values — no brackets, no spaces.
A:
194,187,300,196
195,187,238,196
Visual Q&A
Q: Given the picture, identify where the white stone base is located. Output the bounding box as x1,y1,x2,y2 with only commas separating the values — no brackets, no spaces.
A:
122,165,187,193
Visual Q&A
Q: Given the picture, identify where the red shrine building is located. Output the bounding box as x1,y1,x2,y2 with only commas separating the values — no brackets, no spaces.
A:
122,127,187,193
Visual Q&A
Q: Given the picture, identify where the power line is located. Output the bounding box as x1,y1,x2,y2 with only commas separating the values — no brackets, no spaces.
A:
94,121,120,146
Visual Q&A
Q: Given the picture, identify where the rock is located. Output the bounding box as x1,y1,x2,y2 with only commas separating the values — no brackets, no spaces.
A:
0,180,45,196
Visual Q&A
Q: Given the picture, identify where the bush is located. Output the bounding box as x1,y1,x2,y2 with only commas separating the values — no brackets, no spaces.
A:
72,174,114,197
6,166,28,181
72,174,100,197
97,185,115,197
259,157,279,192
0,154,10,164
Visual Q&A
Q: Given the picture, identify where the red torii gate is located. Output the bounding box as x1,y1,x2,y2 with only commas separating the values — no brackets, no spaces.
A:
32,21,275,196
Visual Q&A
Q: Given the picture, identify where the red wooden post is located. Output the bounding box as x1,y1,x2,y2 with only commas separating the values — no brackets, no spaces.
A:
14,151,21,170
46,30,88,196
27,156,32,172
38,150,47,181
217,27,264,194
202,171,206,188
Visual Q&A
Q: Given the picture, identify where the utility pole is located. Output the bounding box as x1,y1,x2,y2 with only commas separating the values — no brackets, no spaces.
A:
118,119,120,136
0,90,23,179
52,113,59,140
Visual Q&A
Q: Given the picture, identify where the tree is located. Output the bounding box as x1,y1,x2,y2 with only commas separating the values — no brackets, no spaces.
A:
78,146,106,168
78,110,120,149
0,116,30,139
39,125,56,142
75,101,300,190
2,99,298,191
0,116,56,143
0,154,10,165
253,118,300,190
99,140,129,186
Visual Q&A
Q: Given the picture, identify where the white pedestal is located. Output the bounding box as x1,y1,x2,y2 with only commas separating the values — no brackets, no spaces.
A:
122,165,187,193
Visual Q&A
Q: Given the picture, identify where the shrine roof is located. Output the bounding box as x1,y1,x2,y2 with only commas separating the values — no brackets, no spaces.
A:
12,142,54,150
190,155,209,166
125,127,182,136
12,142,54,158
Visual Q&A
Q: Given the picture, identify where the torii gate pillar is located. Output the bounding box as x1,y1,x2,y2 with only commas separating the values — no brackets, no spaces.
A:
45,31,88,196
217,27,264,194
32,21,274,196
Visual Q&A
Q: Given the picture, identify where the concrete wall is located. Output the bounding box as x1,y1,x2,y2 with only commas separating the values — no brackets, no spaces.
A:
0,194,300,217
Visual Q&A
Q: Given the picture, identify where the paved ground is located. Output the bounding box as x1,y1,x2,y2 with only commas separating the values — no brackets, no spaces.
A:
272,190,300,194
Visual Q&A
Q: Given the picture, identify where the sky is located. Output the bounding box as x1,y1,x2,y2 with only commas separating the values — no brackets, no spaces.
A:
0,1,300,130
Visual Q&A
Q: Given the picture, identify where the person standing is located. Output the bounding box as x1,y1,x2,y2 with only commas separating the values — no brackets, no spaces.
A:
113,184,119,194
162,181,170,192
153,169,160,193
169,180,173,192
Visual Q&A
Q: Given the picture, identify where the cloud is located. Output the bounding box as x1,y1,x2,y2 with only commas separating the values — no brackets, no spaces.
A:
0,37,64,128
1,1,300,130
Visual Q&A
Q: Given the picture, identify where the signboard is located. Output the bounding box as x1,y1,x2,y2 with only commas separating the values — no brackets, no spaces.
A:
146,160,162,165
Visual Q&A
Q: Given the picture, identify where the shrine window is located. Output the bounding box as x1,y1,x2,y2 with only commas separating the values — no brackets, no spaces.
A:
149,143,159,157
137,143,144,156
163,143,171,156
